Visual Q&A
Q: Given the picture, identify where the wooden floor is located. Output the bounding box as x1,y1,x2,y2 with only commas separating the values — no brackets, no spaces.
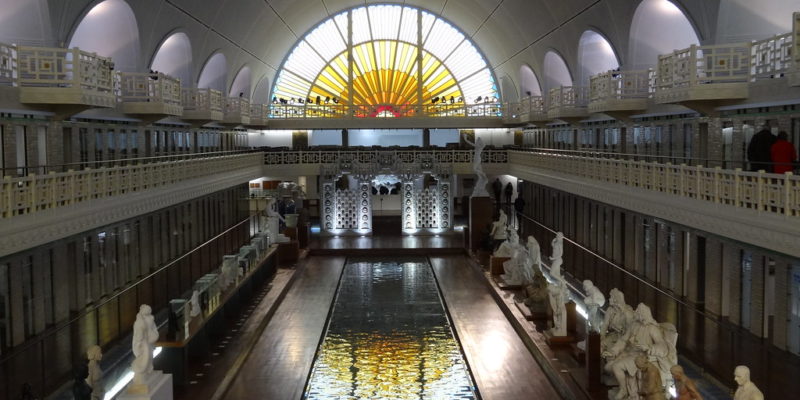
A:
219,254,561,400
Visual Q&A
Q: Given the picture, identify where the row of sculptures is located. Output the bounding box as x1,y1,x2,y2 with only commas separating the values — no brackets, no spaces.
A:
489,213,764,400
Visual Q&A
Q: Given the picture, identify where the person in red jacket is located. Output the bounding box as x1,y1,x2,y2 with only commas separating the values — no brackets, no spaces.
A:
771,131,797,174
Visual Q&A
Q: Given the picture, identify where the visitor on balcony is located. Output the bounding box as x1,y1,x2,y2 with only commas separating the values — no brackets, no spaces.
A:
770,131,797,174
747,124,776,172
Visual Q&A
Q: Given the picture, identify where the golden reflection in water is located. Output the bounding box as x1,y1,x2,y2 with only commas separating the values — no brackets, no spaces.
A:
307,328,473,399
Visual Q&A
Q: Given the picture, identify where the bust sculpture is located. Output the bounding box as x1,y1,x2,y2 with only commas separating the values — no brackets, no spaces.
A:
582,280,606,332
734,366,764,400
548,273,569,336
490,210,508,242
635,354,666,400
463,134,489,197
671,365,703,400
130,304,159,387
603,303,674,400
86,345,104,400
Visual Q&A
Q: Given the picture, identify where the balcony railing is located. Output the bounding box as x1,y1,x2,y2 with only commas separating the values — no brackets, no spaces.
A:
268,102,503,119
225,97,250,117
656,43,752,91
118,72,182,105
182,87,224,113
548,86,589,111
751,32,794,80
0,42,16,86
262,148,509,166
589,69,654,103
510,150,800,217
0,153,262,218
249,103,269,125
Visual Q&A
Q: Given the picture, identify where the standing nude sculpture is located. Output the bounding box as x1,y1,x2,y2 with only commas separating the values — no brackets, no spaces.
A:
463,134,489,197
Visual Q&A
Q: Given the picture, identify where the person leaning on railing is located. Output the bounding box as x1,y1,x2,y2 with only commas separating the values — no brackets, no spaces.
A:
770,131,797,174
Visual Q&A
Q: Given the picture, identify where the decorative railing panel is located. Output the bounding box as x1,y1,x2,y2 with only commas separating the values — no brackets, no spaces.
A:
17,46,114,93
0,42,16,86
268,102,502,119
589,69,654,102
262,149,508,166
0,153,262,218
225,97,251,117
548,86,589,111
657,43,751,90
182,88,223,112
751,32,793,80
250,103,269,121
510,150,800,217
118,72,182,105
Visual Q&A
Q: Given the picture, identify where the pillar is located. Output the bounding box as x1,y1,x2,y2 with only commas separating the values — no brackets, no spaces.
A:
422,128,430,147
341,129,349,147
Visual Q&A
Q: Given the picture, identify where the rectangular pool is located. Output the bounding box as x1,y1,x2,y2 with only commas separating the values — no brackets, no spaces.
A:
303,258,479,399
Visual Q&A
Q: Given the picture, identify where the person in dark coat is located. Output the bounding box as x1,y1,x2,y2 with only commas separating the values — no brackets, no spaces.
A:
747,125,776,172
492,178,502,205
771,131,797,174
504,182,513,204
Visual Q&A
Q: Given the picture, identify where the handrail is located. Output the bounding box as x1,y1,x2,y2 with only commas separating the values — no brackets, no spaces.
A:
511,147,768,169
260,148,510,165
515,210,719,321
0,149,258,176
509,150,800,217
589,69,654,102
268,101,504,119
548,86,589,110
657,43,751,91
751,32,793,80
17,46,115,93
0,152,263,218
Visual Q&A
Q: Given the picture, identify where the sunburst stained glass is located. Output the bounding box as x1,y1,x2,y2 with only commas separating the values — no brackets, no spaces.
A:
271,4,499,118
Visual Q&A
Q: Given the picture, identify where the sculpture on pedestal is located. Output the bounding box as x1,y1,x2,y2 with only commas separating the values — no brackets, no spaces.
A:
189,290,201,318
86,345,104,400
601,289,634,352
523,271,549,313
670,365,703,400
526,236,543,274
602,303,678,399
500,228,533,286
265,197,289,244
734,366,764,400
582,280,606,333
490,210,509,252
548,273,569,336
635,355,667,400
130,304,159,387
550,232,564,264
463,134,489,197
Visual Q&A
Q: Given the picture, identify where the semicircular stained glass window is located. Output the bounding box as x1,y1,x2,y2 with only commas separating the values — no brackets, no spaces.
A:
271,4,499,118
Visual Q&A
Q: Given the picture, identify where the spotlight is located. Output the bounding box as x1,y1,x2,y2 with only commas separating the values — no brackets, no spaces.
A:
316,95,322,104
450,96,455,104
431,97,439,104
272,97,278,104
475,96,482,103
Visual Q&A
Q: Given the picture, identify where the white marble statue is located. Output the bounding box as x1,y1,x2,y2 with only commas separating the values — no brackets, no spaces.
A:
526,236,543,274
582,280,606,333
189,290,201,318
86,345,104,400
463,134,489,197
130,304,160,387
548,273,569,337
549,257,563,280
734,366,764,400
601,288,634,353
500,228,534,286
550,231,564,265
265,197,290,244
490,209,509,250
603,303,677,400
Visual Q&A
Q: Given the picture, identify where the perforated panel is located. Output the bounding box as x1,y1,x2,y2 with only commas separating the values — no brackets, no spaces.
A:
335,190,359,229
415,189,439,228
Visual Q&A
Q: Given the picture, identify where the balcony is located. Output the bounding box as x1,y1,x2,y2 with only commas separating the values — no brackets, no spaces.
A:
267,101,504,129
588,69,652,119
181,88,223,125
0,42,15,87
223,97,251,126
655,43,751,114
248,103,269,127
787,12,800,85
547,86,589,123
118,72,183,119
504,96,549,126
16,46,116,117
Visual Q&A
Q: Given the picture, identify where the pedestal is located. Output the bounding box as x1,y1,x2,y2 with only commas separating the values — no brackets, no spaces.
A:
284,227,298,241
119,371,173,400
566,301,577,334
586,332,603,389
469,197,493,251
277,241,299,266
489,256,510,274
297,224,310,249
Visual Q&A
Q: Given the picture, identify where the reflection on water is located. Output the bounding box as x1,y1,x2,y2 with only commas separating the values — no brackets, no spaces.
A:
304,259,478,399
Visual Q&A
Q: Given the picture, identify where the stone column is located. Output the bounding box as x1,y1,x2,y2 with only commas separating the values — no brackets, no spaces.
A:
422,128,430,147
341,129,349,147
